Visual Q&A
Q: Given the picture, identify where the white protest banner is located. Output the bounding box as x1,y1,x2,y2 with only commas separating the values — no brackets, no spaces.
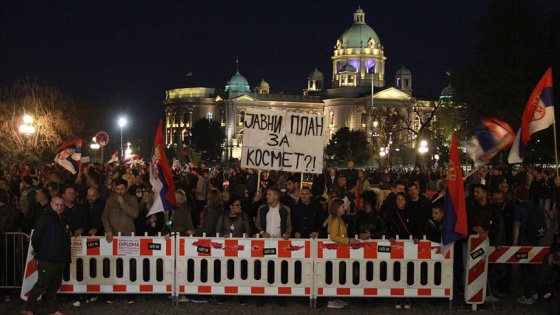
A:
241,108,325,173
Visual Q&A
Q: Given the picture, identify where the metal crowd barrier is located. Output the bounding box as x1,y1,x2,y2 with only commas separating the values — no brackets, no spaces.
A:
0,232,28,289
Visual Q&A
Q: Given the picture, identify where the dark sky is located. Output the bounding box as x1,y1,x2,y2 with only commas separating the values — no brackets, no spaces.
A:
1,0,557,151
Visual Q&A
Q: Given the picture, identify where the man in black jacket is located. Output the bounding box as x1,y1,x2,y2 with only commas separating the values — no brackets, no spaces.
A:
23,195,71,315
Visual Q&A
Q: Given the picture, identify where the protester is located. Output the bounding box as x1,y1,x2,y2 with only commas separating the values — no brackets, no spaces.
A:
513,186,543,306
22,196,70,315
291,186,322,239
326,198,359,309
215,195,251,237
198,189,223,237
352,190,387,240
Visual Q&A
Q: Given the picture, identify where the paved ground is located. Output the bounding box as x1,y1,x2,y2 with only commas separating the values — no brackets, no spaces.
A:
0,288,551,315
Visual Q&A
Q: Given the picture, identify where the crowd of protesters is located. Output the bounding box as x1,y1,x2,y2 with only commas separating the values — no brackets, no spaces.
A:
1,159,559,313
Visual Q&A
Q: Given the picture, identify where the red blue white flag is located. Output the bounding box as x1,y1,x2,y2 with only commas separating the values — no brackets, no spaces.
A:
54,138,82,175
463,118,515,168
508,67,555,163
147,120,177,216
123,153,141,164
442,132,468,245
106,151,118,164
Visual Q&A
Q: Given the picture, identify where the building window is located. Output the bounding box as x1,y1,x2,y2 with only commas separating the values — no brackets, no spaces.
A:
330,111,334,127
207,113,213,121
238,111,245,126
396,78,401,88
361,113,366,128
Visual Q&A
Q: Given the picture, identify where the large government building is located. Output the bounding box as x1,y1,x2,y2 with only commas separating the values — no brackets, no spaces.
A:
163,8,445,165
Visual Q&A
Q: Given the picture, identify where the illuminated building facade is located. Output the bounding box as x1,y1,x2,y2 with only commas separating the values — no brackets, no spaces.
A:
164,7,438,164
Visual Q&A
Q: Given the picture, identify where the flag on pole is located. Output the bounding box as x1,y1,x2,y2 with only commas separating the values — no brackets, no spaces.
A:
508,67,554,163
463,118,515,168
54,138,82,175
147,120,177,216
442,132,468,245
106,151,118,164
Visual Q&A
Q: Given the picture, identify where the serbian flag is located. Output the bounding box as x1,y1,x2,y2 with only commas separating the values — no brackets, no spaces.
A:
463,118,515,168
106,151,118,164
508,67,554,163
123,153,140,164
53,138,82,175
147,120,177,216
442,132,468,245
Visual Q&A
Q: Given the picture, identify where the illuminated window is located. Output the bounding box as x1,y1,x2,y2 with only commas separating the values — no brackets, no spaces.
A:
207,113,213,121
330,111,334,126
238,111,245,126
361,113,366,128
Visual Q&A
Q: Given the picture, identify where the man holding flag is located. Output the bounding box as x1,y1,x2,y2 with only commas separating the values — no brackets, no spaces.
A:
508,67,555,164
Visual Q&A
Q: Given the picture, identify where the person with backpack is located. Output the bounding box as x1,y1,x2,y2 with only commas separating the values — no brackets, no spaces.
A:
513,185,547,305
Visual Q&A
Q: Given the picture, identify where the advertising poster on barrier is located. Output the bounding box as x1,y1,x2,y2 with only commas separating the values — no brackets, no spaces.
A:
241,108,325,174
117,237,141,255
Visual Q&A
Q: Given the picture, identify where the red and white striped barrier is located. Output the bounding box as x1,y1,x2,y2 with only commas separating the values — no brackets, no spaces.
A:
464,235,489,308
21,234,175,300
175,236,313,297
488,246,550,264
314,238,454,304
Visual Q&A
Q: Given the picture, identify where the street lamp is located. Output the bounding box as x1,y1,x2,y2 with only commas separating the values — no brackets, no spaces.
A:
90,137,100,163
118,117,127,159
125,142,132,158
19,114,36,136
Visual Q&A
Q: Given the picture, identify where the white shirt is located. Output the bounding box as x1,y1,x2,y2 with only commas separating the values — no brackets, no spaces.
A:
266,203,282,238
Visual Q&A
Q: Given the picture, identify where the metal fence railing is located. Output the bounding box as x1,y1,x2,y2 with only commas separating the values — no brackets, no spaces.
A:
1,232,29,289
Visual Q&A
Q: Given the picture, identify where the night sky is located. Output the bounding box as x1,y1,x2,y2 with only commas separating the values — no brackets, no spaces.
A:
1,0,558,154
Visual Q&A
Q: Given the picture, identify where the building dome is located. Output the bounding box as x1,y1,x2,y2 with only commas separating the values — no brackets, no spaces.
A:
338,7,381,49
440,84,456,100
308,68,323,78
225,71,251,92
396,65,411,76
259,79,270,89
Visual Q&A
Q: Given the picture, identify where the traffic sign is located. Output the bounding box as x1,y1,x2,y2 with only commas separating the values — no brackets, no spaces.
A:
95,131,109,147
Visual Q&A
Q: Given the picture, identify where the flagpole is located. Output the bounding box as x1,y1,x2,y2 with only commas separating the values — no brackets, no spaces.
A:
554,121,559,177
432,167,478,203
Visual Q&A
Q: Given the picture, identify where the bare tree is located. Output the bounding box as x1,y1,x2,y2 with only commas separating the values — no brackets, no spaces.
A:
0,79,84,162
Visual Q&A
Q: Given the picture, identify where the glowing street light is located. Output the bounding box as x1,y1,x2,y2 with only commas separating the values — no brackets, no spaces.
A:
118,117,127,159
418,140,429,154
90,137,100,163
125,142,132,158
19,114,36,136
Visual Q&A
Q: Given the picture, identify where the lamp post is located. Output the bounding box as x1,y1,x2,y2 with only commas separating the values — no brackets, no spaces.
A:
118,117,127,160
